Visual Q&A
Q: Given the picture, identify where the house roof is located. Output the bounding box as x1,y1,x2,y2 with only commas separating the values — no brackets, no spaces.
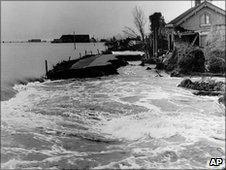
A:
168,1,225,26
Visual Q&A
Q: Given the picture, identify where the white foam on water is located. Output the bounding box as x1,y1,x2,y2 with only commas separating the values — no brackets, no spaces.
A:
112,51,145,55
99,106,225,142
1,90,61,132
94,140,225,169
1,79,90,131
1,159,27,169
93,155,194,169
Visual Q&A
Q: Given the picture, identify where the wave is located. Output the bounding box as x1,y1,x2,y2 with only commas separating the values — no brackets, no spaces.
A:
14,77,45,85
1,76,46,101
1,86,17,101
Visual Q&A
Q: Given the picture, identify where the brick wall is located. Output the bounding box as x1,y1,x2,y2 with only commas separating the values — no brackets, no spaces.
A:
180,7,225,32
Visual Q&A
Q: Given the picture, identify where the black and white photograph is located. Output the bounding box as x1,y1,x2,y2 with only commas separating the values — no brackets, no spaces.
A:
1,0,225,169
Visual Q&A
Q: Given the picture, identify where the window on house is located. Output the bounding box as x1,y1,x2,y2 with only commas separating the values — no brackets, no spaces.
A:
201,13,210,25
206,15,210,24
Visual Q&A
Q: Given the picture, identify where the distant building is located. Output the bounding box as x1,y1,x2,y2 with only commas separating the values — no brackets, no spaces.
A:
28,39,42,42
100,39,108,42
51,34,90,43
166,0,225,50
52,39,62,43
90,37,97,42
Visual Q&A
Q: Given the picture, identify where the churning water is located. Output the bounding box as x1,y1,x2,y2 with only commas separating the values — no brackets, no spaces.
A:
1,58,225,169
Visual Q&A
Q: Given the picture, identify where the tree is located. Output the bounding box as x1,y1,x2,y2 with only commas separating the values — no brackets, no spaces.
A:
123,6,146,41
149,12,166,58
123,6,148,58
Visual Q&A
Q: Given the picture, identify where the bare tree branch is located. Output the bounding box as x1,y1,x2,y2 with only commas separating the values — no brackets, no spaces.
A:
133,6,147,42
123,6,147,41
123,6,149,59
123,26,139,39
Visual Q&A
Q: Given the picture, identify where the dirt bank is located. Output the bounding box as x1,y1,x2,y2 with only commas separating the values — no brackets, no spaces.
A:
46,54,142,80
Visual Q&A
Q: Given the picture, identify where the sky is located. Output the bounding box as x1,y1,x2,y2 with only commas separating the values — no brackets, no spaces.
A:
1,1,225,41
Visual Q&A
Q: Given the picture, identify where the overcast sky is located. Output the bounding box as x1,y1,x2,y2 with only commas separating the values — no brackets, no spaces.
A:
2,1,225,41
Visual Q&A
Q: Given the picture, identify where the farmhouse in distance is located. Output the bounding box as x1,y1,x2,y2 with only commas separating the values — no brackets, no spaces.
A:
51,34,90,43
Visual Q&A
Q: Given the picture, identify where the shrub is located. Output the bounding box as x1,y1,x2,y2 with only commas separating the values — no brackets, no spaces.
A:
163,42,206,74
163,42,203,73
207,56,225,73
145,58,157,64
178,48,205,74
105,37,144,52
163,49,178,71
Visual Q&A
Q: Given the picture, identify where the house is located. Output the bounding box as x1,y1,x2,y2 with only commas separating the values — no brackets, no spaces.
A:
28,39,42,42
51,34,90,43
166,0,225,51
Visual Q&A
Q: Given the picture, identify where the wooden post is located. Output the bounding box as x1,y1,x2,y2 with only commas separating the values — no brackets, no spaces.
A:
79,53,82,58
90,51,92,55
69,56,71,61
85,50,87,55
45,60,48,76
97,49,100,54
73,31,76,50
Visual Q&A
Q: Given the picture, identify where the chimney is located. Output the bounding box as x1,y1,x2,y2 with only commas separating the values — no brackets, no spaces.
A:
195,0,201,6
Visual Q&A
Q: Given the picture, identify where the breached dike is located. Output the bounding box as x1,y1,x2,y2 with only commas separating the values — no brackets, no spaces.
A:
46,54,143,80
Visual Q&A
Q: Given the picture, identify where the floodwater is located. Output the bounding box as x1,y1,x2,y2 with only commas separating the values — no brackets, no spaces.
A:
1,42,106,101
1,58,225,169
